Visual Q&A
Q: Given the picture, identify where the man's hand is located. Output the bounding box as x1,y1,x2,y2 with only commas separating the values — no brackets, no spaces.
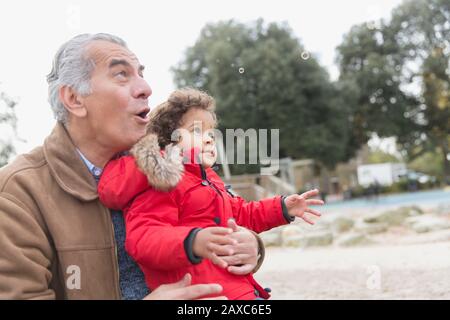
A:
193,227,237,268
219,219,260,276
285,189,324,224
143,273,227,300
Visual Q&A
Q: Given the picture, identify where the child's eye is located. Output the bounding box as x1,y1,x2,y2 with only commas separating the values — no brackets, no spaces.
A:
208,131,215,140
193,127,202,135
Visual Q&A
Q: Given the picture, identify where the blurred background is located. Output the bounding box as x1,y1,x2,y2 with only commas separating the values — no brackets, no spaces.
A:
1,0,449,299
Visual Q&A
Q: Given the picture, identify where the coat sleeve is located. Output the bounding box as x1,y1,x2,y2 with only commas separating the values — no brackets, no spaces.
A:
98,155,150,210
229,195,293,234
124,189,202,271
0,193,55,299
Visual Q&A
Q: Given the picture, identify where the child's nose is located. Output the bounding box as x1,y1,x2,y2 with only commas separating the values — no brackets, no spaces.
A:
204,133,213,144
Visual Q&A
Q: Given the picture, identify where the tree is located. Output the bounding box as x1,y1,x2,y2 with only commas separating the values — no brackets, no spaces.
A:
336,0,450,183
172,19,353,174
0,90,19,167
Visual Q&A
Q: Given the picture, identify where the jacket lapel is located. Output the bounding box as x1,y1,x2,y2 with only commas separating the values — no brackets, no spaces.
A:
43,122,99,202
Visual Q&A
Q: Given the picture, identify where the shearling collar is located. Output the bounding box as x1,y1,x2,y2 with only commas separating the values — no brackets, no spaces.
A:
130,133,185,191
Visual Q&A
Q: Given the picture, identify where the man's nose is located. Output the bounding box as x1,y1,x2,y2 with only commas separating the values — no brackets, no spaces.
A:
132,77,152,100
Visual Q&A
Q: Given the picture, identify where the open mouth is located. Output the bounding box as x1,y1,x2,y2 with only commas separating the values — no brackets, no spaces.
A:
204,150,216,157
135,107,150,119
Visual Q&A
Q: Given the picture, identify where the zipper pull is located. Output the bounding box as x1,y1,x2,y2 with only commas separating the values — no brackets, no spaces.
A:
200,164,209,186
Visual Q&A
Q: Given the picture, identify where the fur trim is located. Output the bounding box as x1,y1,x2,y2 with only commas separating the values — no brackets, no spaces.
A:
130,133,184,191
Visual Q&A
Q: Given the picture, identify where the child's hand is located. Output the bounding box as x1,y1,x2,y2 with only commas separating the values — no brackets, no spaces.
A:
284,189,324,224
193,227,238,268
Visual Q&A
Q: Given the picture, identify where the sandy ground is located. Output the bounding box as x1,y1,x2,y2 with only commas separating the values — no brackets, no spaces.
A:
254,240,450,299
254,191,450,299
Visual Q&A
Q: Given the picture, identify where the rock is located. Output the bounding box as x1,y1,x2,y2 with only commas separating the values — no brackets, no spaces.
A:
280,225,303,247
407,206,424,216
336,233,373,247
330,216,355,233
282,231,333,248
259,231,282,247
280,225,303,238
302,231,333,247
281,235,303,247
434,204,450,216
354,221,388,235
363,206,420,226
407,216,450,233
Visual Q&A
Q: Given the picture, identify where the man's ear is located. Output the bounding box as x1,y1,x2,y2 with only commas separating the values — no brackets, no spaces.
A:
59,85,87,118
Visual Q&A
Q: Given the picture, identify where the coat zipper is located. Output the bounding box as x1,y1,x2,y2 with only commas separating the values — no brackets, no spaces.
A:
200,165,225,225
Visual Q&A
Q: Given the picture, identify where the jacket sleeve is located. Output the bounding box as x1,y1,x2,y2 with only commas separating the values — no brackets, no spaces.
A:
98,155,150,210
0,193,55,299
124,189,202,271
230,195,293,234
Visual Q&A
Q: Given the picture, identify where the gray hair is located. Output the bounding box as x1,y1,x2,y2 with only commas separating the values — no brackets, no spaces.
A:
47,33,127,124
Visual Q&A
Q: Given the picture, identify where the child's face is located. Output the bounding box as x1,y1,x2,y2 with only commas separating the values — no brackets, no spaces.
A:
177,107,217,168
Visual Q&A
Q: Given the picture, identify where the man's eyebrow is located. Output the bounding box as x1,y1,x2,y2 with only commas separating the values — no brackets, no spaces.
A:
109,59,131,68
109,59,145,73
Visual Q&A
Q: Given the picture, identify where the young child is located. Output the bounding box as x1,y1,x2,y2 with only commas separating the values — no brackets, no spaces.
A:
98,88,324,300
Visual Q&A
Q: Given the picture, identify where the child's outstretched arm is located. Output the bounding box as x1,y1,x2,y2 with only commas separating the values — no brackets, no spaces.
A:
229,189,324,233
229,194,290,234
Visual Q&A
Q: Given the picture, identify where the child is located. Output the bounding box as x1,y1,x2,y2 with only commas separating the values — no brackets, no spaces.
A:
98,88,324,300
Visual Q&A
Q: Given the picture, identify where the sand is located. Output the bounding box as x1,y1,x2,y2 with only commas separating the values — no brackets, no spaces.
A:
255,240,450,299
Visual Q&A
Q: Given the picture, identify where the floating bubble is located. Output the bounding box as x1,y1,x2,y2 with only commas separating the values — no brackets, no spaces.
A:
231,63,235,68
300,51,310,60
238,67,245,74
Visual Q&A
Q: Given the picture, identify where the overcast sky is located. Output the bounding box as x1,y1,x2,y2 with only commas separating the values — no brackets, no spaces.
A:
0,0,404,155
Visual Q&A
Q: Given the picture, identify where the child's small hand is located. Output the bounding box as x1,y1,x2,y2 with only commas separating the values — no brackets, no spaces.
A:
284,189,324,225
193,227,238,268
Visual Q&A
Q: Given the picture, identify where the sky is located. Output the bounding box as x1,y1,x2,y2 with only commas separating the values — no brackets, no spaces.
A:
0,0,404,155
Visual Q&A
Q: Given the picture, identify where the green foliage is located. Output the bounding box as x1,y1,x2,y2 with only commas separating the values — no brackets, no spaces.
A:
337,0,450,182
407,148,444,178
367,150,402,164
0,91,18,167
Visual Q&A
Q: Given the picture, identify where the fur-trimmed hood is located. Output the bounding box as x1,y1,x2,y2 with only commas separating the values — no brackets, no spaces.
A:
130,133,185,192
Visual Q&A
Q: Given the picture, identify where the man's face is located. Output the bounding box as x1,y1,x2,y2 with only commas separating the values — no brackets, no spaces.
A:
80,40,152,152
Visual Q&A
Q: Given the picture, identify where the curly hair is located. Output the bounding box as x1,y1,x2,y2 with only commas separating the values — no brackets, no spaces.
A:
147,88,217,148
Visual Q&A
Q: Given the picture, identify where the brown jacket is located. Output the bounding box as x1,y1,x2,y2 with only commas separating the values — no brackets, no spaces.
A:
0,123,121,299
0,123,265,299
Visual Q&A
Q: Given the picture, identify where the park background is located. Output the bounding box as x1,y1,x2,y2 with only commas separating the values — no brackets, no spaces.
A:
1,0,449,299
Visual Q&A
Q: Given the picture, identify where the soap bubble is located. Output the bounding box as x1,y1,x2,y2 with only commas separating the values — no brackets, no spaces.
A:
300,51,310,60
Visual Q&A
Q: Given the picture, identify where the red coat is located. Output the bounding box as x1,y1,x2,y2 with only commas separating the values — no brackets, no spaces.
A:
98,139,290,300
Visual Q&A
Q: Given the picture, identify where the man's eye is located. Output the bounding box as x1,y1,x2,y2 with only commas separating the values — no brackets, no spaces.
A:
115,71,127,78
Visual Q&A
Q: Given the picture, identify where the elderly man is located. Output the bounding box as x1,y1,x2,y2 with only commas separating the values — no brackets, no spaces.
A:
0,33,265,299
